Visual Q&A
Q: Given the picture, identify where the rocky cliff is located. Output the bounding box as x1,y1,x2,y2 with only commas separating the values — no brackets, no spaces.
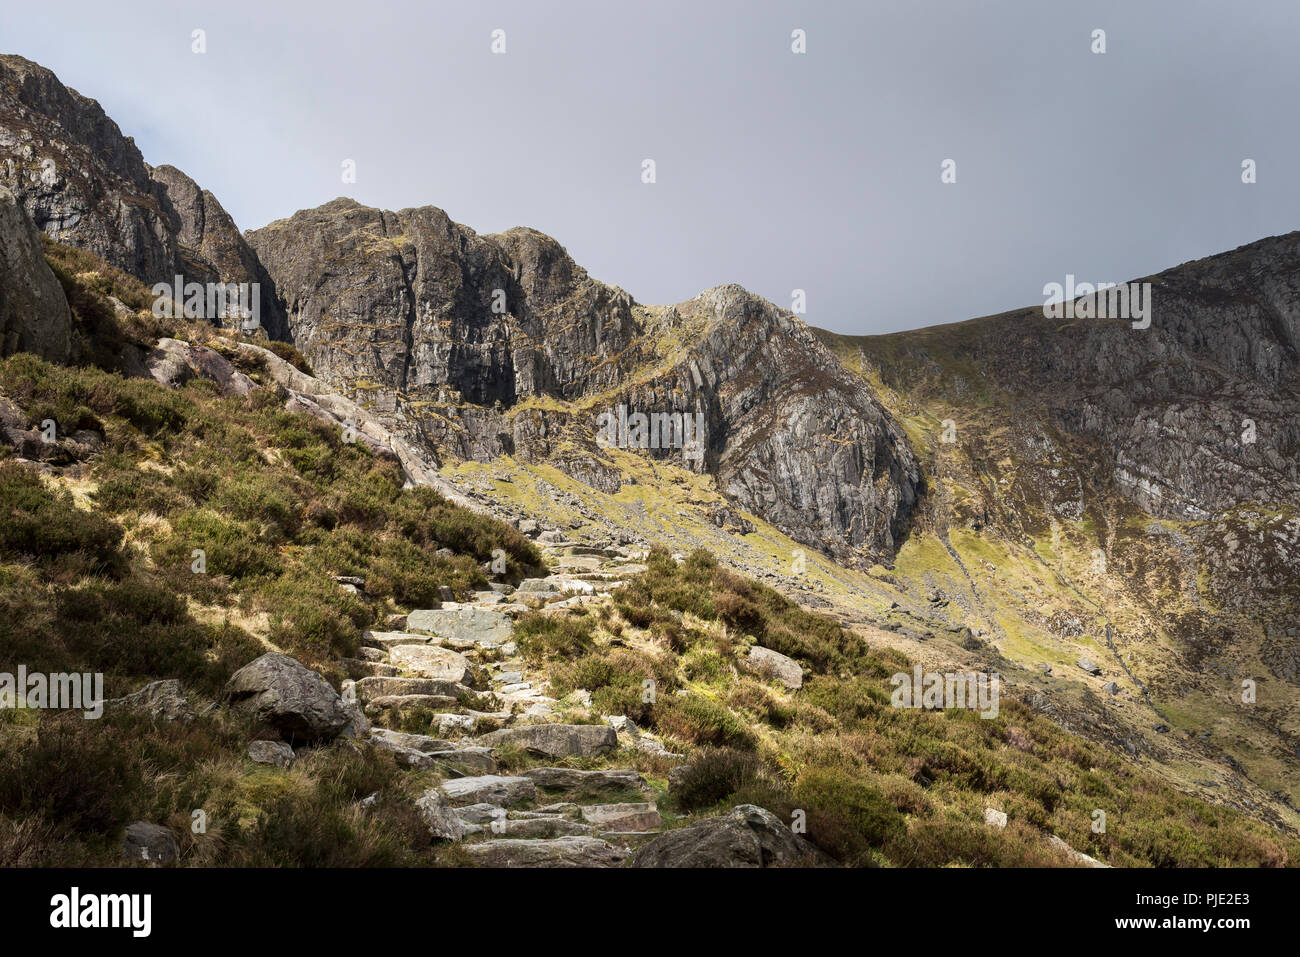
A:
0,183,70,360
248,200,920,564
0,54,285,338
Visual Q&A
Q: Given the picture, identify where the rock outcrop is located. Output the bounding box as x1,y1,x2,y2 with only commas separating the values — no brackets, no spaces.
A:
0,55,286,337
247,200,921,564
0,183,70,360
631,804,825,868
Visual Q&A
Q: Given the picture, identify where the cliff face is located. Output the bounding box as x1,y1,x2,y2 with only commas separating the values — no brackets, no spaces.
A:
0,183,70,360
857,233,1300,524
0,55,286,338
248,200,921,564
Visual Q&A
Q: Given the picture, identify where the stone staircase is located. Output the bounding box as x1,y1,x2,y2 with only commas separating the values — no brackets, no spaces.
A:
341,535,674,866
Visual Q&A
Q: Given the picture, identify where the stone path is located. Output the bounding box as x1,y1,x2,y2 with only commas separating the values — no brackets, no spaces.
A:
343,534,676,866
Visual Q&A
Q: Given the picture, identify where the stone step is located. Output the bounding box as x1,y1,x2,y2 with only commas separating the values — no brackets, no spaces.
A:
363,694,460,717
453,803,506,825
521,767,650,794
462,836,628,868
432,710,513,736
369,728,456,752
356,647,391,662
440,775,536,807
407,606,514,646
386,646,478,685
354,676,480,704
598,831,661,850
487,817,596,839
341,658,401,679
363,630,435,650
476,724,617,759
579,802,663,832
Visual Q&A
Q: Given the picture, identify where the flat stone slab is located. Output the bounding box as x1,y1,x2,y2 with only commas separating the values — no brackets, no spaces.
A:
355,676,473,702
522,767,649,793
388,645,476,684
363,694,458,716
463,836,628,868
426,747,497,773
439,775,536,807
407,607,513,646
363,631,433,650
579,802,663,832
493,817,595,839
477,723,616,758
454,803,506,824
370,728,456,752
1077,657,1102,676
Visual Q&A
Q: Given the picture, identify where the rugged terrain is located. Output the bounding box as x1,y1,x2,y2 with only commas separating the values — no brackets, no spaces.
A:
0,52,1296,866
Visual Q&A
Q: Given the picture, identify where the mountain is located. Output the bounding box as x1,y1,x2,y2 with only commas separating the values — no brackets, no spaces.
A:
0,53,1297,866
246,199,920,565
0,54,287,339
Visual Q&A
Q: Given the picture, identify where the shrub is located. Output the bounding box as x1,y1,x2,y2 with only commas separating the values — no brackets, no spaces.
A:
0,461,123,573
652,693,755,749
670,748,764,811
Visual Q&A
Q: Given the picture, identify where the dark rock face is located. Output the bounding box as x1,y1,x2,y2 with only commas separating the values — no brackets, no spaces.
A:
247,200,644,405
884,234,1300,522
0,54,177,279
0,55,286,338
0,183,70,360
248,200,921,563
148,165,289,339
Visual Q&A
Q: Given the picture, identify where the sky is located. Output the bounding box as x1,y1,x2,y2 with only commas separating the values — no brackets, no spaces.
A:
3,0,1297,335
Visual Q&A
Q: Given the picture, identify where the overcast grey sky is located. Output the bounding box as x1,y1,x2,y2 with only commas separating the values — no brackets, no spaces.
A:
3,0,1297,334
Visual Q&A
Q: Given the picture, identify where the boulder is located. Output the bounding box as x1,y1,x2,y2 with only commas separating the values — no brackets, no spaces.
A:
742,645,804,690
387,645,477,685
105,679,195,722
631,805,822,868
477,723,616,759
415,789,467,841
224,653,349,743
247,739,295,767
122,822,178,866
1077,657,1102,676
0,184,71,361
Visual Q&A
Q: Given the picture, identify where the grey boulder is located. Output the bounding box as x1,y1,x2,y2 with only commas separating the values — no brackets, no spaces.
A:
224,652,349,743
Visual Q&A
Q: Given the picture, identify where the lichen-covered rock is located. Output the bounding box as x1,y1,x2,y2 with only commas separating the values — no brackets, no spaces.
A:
224,652,349,744
631,804,824,868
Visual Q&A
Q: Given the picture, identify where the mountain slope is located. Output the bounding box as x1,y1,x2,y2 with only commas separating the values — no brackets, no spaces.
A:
247,200,920,565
